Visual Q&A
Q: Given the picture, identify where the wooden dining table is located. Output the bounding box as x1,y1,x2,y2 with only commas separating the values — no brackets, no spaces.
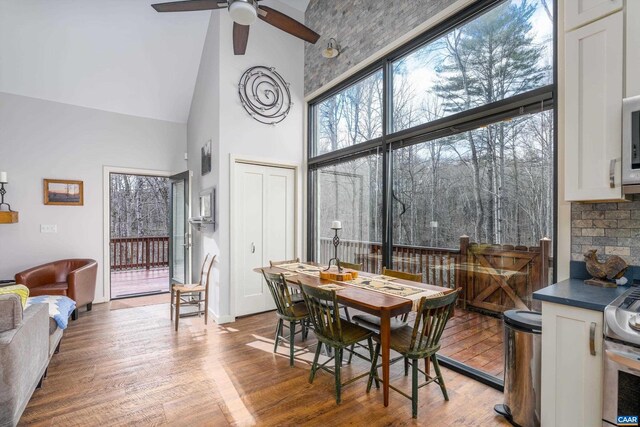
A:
255,263,453,407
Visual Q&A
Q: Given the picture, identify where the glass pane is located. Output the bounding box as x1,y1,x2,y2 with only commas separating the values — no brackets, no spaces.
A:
172,180,185,283
391,109,554,379
392,0,553,132
313,153,383,273
314,70,383,156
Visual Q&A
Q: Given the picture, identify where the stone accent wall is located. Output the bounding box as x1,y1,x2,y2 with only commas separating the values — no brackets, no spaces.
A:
304,0,458,95
571,195,640,265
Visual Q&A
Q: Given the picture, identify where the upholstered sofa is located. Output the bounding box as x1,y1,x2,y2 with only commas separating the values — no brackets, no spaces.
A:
15,259,97,320
0,294,62,427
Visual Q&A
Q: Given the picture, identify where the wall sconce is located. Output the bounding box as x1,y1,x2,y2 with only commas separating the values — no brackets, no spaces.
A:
0,171,18,223
322,38,341,59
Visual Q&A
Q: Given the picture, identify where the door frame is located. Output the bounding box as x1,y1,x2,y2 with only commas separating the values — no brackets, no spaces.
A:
102,166,173,302
229,155,300,320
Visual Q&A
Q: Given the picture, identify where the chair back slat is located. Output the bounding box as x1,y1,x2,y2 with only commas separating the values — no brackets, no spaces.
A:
409,289,460,354
270,258,301,267
382,267,422,282
300,283,343,343
200,254,216,291
340,261,362,271
261,271,297,318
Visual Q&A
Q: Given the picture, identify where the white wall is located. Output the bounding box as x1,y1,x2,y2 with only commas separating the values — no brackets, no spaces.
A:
187,1,305,323
0,92,187,301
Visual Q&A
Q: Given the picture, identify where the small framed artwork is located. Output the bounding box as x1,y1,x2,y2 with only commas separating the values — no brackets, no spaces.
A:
201,139,212,176
199,187,216,227
43,179,84,206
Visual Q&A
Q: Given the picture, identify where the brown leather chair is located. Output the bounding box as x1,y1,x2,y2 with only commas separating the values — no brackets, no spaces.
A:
15,259,98,320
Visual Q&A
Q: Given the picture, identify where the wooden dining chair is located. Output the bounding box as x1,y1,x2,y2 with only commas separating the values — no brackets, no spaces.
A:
171,254,215,331
261,271,311,367
367,289,460,418
339,261,362,271
351,267,422,333
269,258,304,303
300,283,377,404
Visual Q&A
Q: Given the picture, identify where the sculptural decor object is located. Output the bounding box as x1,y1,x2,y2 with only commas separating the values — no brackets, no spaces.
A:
584,249,629,288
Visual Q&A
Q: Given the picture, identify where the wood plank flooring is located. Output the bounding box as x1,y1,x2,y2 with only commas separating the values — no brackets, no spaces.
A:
21,302,510,426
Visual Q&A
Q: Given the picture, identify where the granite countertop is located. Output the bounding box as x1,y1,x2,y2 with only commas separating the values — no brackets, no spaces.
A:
533,278,630,311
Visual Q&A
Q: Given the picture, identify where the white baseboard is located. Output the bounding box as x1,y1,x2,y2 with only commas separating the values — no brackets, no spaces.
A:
209,308,235,324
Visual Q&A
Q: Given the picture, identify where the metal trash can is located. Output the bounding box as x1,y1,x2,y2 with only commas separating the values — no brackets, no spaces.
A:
494,310,542,427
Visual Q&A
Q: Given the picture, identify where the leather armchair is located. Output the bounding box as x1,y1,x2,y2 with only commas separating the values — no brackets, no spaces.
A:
15,259,98,320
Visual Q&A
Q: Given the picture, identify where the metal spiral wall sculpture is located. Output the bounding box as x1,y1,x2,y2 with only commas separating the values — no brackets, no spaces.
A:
238,66,291,125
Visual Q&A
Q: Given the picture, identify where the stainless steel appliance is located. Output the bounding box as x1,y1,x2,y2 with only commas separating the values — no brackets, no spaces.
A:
603,285,640,426
622,95,640,193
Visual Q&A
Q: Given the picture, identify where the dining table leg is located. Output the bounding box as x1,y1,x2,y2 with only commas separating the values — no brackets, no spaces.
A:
380,309,391,407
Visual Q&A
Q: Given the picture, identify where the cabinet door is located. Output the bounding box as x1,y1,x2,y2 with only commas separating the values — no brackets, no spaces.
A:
627,0,640,97
541,302,604,427
564,12,623,201
565,0,622,32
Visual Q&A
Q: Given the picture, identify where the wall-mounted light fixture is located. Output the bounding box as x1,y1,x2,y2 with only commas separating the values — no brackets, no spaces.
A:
322,38,341,59
0,171,18,224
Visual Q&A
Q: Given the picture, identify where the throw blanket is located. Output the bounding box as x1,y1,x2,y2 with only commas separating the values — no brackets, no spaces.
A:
0,284,29,307
25,295,76,330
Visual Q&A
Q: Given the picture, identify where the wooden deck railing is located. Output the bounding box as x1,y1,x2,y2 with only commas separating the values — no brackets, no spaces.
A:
110,236,169,271
319,235,552,314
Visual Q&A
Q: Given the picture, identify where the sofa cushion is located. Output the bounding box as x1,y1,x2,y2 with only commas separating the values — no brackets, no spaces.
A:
28,282,68,297
0,285,29,308
0,294,23,333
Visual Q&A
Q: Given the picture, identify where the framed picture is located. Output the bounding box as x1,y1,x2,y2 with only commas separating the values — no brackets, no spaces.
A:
199,187,216,230
201,140,212,176
43,179,84,206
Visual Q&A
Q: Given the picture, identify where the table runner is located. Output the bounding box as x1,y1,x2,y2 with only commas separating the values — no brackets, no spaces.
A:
276,263,445,311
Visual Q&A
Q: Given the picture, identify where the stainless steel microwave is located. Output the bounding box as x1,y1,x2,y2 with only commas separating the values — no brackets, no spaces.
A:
623,95,640,193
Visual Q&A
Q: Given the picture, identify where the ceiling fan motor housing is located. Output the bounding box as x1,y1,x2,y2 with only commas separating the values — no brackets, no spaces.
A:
228,0,258,26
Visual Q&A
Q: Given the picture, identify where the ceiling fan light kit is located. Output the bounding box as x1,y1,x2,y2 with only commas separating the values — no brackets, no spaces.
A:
228,0,258,25
152,0,320,55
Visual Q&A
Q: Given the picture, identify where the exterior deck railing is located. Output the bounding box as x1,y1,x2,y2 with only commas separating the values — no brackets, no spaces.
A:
110,236,169,271
319,235,552,314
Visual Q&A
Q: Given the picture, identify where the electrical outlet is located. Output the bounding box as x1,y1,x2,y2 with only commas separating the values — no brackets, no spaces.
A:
40,224,57,233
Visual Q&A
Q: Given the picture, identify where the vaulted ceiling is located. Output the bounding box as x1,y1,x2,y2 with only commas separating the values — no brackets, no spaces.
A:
0,0,309,124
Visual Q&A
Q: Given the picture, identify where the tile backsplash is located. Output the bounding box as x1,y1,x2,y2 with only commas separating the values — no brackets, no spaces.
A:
571,194,640,265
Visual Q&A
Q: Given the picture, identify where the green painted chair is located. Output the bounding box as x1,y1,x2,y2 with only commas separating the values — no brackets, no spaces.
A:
261,270,311,367
367,289,460,418
300,283,377,404
269,258,304,303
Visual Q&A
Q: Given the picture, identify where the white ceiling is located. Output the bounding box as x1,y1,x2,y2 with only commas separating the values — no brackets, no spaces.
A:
0,0,310,123
0,0,211,123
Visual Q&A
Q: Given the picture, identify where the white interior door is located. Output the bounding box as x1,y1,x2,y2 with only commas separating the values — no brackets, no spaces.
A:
234,162,295,316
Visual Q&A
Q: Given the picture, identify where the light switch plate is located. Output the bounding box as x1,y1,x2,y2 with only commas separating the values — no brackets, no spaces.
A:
41,224,57,233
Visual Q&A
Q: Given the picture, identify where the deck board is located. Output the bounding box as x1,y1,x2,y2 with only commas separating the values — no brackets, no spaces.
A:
110,268,169,298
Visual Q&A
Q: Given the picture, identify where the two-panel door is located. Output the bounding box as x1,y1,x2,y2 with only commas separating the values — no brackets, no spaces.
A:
233,162,295,317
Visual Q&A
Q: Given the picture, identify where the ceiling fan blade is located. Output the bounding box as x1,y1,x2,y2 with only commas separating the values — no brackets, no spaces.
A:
152,0,227,13
257,6,320,44
233,23,250,55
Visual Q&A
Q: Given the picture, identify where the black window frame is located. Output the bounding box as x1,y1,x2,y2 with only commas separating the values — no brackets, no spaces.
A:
306,0,558,390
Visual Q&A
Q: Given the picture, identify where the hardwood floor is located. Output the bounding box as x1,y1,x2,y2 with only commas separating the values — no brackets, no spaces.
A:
21,303,510,426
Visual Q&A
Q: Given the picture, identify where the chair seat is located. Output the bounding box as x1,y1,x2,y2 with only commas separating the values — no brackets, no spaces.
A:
351,313,407,332
318,320,372,347
373,324,439,357
278,302,309,320
29,282,68,296
173,284,206,293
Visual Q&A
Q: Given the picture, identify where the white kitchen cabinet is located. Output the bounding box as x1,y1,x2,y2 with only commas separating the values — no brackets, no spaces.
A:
541,302,604,427
627,0,640,97
564,11,623,201
565,0,622,32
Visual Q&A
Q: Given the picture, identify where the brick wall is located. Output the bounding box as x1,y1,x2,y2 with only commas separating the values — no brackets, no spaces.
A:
304,0,458,95
571,195,640,265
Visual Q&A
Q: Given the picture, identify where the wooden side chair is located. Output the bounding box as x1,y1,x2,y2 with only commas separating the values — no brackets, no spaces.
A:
339,261,362,271
269,258,304,303
367,289,460,418
261,271,310,367
300,283,377,404
351,267,422,333
171,254,215,331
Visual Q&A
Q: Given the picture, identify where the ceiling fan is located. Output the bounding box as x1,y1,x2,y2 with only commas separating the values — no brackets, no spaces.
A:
151,0,320,55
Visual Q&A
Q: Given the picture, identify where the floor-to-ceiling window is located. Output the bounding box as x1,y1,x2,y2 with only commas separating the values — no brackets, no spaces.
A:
307,0,555,387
